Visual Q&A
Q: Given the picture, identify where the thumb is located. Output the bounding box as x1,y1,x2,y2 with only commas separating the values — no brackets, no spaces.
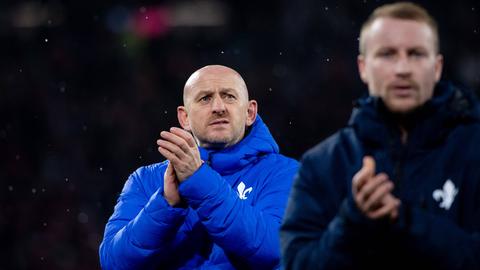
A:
352,155,376,192
362,156,376,177
165,162,175,178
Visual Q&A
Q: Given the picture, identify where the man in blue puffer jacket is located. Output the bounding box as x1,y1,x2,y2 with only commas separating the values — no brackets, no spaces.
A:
281,2,480,269
100,65,298,269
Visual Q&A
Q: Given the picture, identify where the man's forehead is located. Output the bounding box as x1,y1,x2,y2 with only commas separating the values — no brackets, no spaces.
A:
183,66,248,102
366,18,435,49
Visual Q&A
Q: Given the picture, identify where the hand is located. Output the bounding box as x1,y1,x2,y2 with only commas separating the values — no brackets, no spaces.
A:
157,127,202,182
163,162,181,206
352,156,400,221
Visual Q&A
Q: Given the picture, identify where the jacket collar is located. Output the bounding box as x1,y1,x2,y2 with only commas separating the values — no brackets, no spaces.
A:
198,115,279,174
349,81,480,150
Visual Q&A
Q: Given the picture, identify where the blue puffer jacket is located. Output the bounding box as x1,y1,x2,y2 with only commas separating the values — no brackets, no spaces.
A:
100,116,298,269
281,82,480,270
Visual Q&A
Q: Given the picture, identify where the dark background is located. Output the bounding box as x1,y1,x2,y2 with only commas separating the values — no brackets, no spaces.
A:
1,1,479,269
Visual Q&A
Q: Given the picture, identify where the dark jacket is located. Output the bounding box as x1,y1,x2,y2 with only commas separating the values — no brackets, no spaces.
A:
280,82,480,270
100,116,298,269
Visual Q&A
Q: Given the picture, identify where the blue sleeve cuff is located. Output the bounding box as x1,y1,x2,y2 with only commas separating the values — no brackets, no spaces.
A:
178,163,223,209
143,188,188,222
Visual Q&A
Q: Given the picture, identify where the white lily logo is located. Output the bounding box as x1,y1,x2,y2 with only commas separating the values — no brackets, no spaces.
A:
237,182,253,200
432,179,458,210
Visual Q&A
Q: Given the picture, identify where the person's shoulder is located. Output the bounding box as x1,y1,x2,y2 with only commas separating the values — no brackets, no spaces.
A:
131,161,168,179
303,128,357,162
260,152,299,172
466,121,480,131
457,122,480,157
126,161,169,194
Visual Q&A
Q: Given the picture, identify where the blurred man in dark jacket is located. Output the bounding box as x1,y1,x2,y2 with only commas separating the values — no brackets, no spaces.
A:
281,2,480,269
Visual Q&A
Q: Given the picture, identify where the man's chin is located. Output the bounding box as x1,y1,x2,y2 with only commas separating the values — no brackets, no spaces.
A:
199,136,233,149
385,99,420,114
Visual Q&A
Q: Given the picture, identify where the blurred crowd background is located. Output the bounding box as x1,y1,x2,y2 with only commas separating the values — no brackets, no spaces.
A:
1,1,479,269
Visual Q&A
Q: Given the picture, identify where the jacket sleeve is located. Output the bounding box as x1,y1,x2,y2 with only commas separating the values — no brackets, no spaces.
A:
178,160,298,269
391,197,480,269
99,166,188,270
280,153,385,270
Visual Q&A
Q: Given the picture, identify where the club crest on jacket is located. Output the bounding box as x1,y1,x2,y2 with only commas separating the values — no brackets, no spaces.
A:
237,181,253,200
432,179,458,210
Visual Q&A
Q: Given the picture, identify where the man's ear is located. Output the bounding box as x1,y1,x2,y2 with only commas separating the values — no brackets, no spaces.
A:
357,54,368,84
177,106,191,131
434,54,444,82
245,100,258,127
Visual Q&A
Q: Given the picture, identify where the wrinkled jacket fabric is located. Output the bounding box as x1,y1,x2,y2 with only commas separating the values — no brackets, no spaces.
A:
281,82,480,270
100,116,298,269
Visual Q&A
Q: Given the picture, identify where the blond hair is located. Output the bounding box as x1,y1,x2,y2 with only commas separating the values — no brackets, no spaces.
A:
359,2,439,54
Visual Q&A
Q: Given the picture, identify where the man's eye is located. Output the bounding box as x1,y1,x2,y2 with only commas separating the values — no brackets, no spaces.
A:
199,96,211,102
410,51,427,58
378,50,395,57
225,94,236,100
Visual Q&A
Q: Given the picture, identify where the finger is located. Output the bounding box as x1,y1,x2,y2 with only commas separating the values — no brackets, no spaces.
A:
158,146,182,166
390,207,399,221
157,139,186,159
165,162,175,177
170,127,197,148
368,197,400,219
352,156,376,193
363,181,394,212
363,156,375,174
159,131,190,153
356,173,389,206
163,164,181,206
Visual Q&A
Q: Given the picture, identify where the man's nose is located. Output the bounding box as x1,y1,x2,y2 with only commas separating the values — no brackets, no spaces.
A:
211,96,226,114
394,54,413,77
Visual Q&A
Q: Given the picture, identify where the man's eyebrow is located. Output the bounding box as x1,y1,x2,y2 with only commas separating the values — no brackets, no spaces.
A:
193,90,213,99
194,88,238,97
408,46,428,51
377,45,428,50
376,45,396,50
219,88,238,94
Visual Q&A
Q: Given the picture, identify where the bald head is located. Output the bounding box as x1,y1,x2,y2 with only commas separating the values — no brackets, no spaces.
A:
177,64,258,148
183,65,249,106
